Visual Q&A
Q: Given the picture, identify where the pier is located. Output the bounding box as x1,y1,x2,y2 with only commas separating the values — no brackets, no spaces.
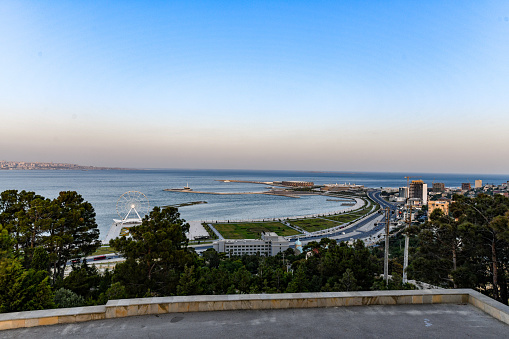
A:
163,189,304,198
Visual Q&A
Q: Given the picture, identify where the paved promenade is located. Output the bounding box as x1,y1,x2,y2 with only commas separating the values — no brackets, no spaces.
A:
186,221,209,240
207,223,224,240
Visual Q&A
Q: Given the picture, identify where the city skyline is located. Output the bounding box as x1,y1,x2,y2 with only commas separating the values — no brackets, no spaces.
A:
1,1,509,174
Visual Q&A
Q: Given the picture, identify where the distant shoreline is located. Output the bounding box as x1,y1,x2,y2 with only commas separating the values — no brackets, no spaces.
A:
0,168,134,171
0,160,134,171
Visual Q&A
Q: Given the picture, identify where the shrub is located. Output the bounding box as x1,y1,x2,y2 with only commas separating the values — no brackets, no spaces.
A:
53,288,85,308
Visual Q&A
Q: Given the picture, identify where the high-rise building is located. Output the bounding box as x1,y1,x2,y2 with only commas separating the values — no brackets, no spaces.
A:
409,180,428,205
432,182,445,193
462,183,471,191
475,180,483,189
399,187,409,199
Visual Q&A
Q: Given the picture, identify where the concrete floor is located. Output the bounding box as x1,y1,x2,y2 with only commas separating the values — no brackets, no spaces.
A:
2,304,507,339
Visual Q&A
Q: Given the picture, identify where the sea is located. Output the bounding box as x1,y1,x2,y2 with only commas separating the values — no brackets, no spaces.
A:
1,169,508,239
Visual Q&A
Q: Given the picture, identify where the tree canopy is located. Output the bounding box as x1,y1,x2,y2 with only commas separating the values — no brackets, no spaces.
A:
110,206,196,297
408,194,509,304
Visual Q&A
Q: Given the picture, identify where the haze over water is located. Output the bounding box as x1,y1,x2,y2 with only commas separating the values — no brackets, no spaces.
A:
2,2,509,174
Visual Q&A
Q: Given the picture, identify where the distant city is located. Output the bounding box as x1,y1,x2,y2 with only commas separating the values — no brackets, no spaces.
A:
0,160,129,171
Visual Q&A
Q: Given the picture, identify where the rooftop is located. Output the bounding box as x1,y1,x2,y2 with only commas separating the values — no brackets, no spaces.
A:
1,289,508,338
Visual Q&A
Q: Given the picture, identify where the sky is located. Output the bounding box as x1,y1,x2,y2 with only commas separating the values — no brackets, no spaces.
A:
1,1,509,174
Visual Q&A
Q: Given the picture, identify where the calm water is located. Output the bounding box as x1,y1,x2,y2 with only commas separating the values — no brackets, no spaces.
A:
1,169,508,238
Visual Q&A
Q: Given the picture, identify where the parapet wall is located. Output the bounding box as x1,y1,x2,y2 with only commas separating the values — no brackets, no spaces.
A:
1,289,508,331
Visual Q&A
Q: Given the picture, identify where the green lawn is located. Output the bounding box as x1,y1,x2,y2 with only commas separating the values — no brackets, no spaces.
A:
287,218,340,232
211,197,376,238
290,201,375,230
213,222,299,239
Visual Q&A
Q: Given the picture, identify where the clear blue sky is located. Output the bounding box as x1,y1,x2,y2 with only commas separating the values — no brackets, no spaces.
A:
1,1,508,173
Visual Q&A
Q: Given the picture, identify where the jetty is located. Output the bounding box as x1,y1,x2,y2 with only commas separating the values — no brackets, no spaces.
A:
215,179,273,185
163,188,303,198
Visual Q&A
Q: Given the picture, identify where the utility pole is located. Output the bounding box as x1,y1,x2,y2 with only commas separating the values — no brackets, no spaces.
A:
383,207,390,285
402,174,415,284
403,204,412,283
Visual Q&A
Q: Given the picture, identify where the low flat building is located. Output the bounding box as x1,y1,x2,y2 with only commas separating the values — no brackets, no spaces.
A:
321,183,364,192
281,181,314,187
212,232,289,257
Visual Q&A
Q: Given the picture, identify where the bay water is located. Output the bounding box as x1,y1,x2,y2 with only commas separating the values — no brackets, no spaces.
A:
1,169,507,239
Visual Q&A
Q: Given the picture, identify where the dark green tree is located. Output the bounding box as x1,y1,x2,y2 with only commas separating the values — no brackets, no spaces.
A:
0,190,100,283
0,190,47,254
286,264,309,292
177,265,202,296
60,260,101,301
110,206,195,297
409,194,509,304
338,268,359,291
407,209,464,288
31,246,50,273
0,225,54,312
453,194,509,303
45,191,101,283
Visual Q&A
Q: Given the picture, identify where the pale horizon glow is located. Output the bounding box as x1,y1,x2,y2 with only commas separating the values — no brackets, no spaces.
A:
1,1,509,174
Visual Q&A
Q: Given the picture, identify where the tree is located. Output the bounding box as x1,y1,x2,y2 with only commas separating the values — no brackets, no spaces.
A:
338,268,359,291
407,209,464,288
110,206,195,297
0,225,55,312
453,194,509,303
0,190,101,283
31,246,50,273
202,248,221,269
177,265,202,296
103,282,127,302
60,260,101,301
45,191,101,283
0,190,47,254
286,264,309,293
409,194,509,304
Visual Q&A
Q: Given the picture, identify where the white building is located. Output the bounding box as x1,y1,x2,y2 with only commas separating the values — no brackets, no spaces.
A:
212,232,290,257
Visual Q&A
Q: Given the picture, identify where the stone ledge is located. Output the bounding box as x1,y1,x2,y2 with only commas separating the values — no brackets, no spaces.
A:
1,289,508,331
0,306,105,331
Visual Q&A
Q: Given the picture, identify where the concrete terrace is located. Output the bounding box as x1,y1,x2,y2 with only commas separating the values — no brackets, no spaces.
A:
1,289,508,338
2,304,507,339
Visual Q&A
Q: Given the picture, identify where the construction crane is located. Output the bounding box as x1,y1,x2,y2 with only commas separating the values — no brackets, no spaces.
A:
404,176,420,189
